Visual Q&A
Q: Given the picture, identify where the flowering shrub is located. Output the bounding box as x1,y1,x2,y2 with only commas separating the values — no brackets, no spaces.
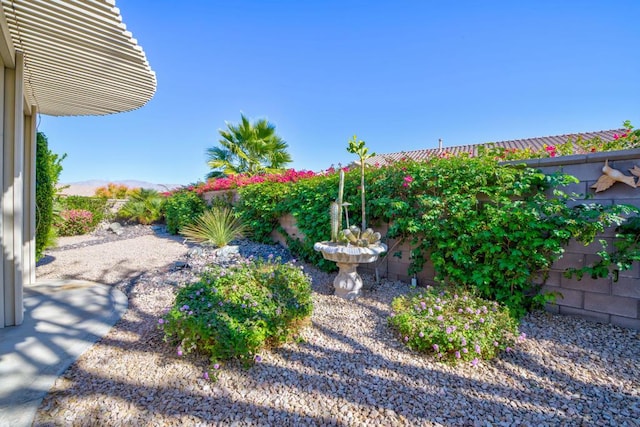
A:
388,286,522,365
56,209,93,236
94,183,136,199
191,169,316,195
160,256,313,379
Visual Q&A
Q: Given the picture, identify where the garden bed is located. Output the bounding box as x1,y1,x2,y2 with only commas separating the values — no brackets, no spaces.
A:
33,228,639,425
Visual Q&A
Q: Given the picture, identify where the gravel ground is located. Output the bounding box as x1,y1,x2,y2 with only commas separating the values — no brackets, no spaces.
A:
33,226,640,426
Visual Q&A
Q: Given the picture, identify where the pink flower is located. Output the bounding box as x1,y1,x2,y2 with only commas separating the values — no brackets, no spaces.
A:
213,363,220,370
402,175,414,188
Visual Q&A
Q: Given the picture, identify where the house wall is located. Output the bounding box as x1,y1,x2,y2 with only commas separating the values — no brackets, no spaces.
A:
1,48,36,328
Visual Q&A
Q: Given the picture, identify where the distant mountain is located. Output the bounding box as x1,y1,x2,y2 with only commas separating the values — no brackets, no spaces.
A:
59,180,183,196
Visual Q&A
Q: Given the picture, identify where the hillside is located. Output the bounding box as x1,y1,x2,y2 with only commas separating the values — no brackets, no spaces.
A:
59,180,182,197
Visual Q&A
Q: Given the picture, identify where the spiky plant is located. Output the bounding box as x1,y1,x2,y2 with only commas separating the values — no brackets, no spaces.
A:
180,206,247,247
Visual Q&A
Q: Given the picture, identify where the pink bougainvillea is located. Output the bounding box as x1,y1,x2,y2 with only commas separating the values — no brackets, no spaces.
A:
190,169,317,195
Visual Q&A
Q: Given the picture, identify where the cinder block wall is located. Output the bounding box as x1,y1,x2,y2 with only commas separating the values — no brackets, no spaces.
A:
518,149,640,329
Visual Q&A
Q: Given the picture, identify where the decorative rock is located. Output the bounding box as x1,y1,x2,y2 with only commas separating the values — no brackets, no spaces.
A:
108,222,124,235
214,245,239,258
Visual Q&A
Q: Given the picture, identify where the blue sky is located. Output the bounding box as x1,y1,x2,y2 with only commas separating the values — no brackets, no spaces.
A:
39,0,640,185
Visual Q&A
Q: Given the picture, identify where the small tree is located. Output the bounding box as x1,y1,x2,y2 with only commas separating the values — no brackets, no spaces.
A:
206,114,292,178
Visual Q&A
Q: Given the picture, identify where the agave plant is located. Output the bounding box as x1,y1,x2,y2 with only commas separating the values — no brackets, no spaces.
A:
180,206,247,247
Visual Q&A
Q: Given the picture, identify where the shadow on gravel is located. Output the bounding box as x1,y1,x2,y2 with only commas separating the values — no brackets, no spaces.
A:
35,255,55,267
29,229,640,425
32,278,640,425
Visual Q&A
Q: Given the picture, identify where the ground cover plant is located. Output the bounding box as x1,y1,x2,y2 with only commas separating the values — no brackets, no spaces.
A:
160,256,313,379
388,286,522,364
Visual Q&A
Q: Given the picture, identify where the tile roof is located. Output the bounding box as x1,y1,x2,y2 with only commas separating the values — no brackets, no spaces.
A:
365,129,626,166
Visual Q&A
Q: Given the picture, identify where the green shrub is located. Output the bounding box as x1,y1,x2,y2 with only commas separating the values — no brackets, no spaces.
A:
180,206,247,247
117,189,165,225
388,286,522,365
35,132,65,260
165,190,206,234
35,133,54,260
56,209,93,236
233,153,636,317
160,257,313,378
58,196,109,229
366,156,634,317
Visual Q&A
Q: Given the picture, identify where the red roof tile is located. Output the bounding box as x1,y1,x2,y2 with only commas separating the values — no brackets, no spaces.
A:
366,129,626,166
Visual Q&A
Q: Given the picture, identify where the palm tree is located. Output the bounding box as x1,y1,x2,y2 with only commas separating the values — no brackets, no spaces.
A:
206,114,292,178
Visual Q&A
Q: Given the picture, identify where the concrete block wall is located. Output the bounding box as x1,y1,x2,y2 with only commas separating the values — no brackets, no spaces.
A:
519,149,640,329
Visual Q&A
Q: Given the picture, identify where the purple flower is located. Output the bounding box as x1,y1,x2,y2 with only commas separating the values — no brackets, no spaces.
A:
419,331,424,338
471,358,479,367
177,349,183,356
475,344,481,354
389,312,396,318
455,351,461,359
254,355,262,363
462,348,468,354
461,337,467,346
213,363,220,370
203,372,209,380
493,341,499,347
433,344,439,352
404,336,409,342
437,315,444,321
158,318,165,324
446,327,453,334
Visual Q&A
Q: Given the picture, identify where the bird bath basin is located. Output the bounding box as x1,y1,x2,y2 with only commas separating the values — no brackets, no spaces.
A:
314,241,387,300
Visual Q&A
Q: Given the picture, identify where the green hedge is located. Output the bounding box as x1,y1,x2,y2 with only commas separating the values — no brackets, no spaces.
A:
35,133,54,260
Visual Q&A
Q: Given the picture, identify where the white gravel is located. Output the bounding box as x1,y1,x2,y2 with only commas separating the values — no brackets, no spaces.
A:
33,226,640,426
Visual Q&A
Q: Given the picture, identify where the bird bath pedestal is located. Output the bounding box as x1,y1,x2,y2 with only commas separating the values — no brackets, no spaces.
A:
313,241,387,300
